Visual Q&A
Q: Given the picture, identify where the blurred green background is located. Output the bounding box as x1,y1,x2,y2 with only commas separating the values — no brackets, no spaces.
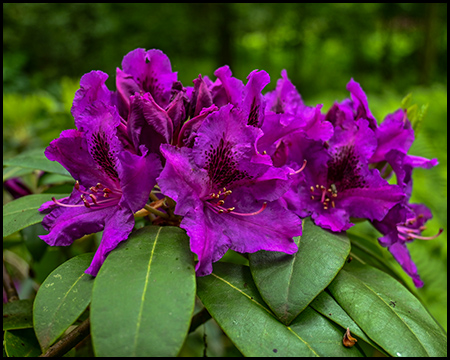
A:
3,2,447,339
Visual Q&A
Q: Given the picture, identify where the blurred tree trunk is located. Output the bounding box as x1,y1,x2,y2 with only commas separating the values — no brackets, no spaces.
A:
420,3,438,85
215,3,233,68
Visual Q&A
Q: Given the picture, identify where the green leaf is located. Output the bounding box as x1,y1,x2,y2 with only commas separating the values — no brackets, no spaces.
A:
3,299,34,330
3,193,70,237
328,261,447,357
289,306,364,357
249,217,351,324
4,329,42,357
3,166,35,181
347,231,414,292
90,226,196,357
33,253,95,351
3,148,71,177
198,262,363,357
401,93,412,109
310,290,386,355
197,262,318,356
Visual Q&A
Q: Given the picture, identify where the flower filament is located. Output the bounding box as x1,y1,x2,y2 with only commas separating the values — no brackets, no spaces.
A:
52,181,122,209
310,183,338,210
206,187,267,216
397,215,443,241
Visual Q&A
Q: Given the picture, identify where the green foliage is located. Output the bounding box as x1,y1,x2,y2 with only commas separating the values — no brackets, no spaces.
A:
33,253,95,351
90,226,196,357
328,261,447,357
3,193,70,238
249,218,350,324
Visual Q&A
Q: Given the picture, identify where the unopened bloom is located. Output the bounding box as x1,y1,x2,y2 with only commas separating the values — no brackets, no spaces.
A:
39,104,161,276
158,104,301,276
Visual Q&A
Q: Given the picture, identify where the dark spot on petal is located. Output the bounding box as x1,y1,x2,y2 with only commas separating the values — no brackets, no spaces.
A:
204,137,252,189
248,98,260,127
89,131,119,180
327,145,365,191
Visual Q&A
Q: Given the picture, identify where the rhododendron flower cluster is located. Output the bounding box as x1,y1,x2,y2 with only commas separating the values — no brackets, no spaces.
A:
39,48,441,286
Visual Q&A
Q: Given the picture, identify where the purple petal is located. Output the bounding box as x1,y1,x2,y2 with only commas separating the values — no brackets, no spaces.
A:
325,101,355,128
117,145,162,213
71,71,114,128
166,90,189,144
213,65,244,107
128,92,173,155
312,207,353,232
346,78,377,129
189,75,213,118
115,67,140,116
388,242,424,287
121,48,177,109
329,118,377,160
339,181,405,222
158,144,207,215
243,69,270,127
40,204,110,246
264,69,303,114
85,207,135,276
191,104,268,183
44,129,117,189
370,109,414,163
177,104,218,148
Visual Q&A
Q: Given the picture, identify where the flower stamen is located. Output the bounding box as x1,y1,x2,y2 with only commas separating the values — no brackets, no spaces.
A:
289,160,307,176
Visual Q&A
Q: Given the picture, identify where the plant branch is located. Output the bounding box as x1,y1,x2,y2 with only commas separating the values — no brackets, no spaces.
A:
3,258,19,302
40,318,91,357
189,307,212,333
144,204,170,219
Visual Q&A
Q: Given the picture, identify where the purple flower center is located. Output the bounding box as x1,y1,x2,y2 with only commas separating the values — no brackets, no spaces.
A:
90,132,119,180
52,181,122,210
201,137,267,217
204,138,252,190
310,146,366,210
205,188,267,216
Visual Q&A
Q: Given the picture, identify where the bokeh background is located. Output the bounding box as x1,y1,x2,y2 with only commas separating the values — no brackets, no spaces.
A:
3,3,447,354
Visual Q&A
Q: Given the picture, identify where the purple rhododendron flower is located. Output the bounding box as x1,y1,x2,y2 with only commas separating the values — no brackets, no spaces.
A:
371,149,441,287
72,49,188,159
158,104,302,276
263,70,334,143
281,118,405,232
39,104,161,276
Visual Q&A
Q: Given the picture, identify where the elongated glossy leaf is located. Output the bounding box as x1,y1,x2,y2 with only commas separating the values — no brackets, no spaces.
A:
198,262,364,357
3,193,70,237
289,306,364,357
3,148,71,177
33,253,95,351
4,329,42,357
90,226,196,357
197,262,318,356
249,217,350,324
328,261,447,357
347,232,413,291
3,166,35,181
3,299,33,330
310,290,386,355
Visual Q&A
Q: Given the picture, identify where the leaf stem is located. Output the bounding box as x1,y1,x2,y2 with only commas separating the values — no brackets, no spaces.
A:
39,318,90,357
144,204,169,219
